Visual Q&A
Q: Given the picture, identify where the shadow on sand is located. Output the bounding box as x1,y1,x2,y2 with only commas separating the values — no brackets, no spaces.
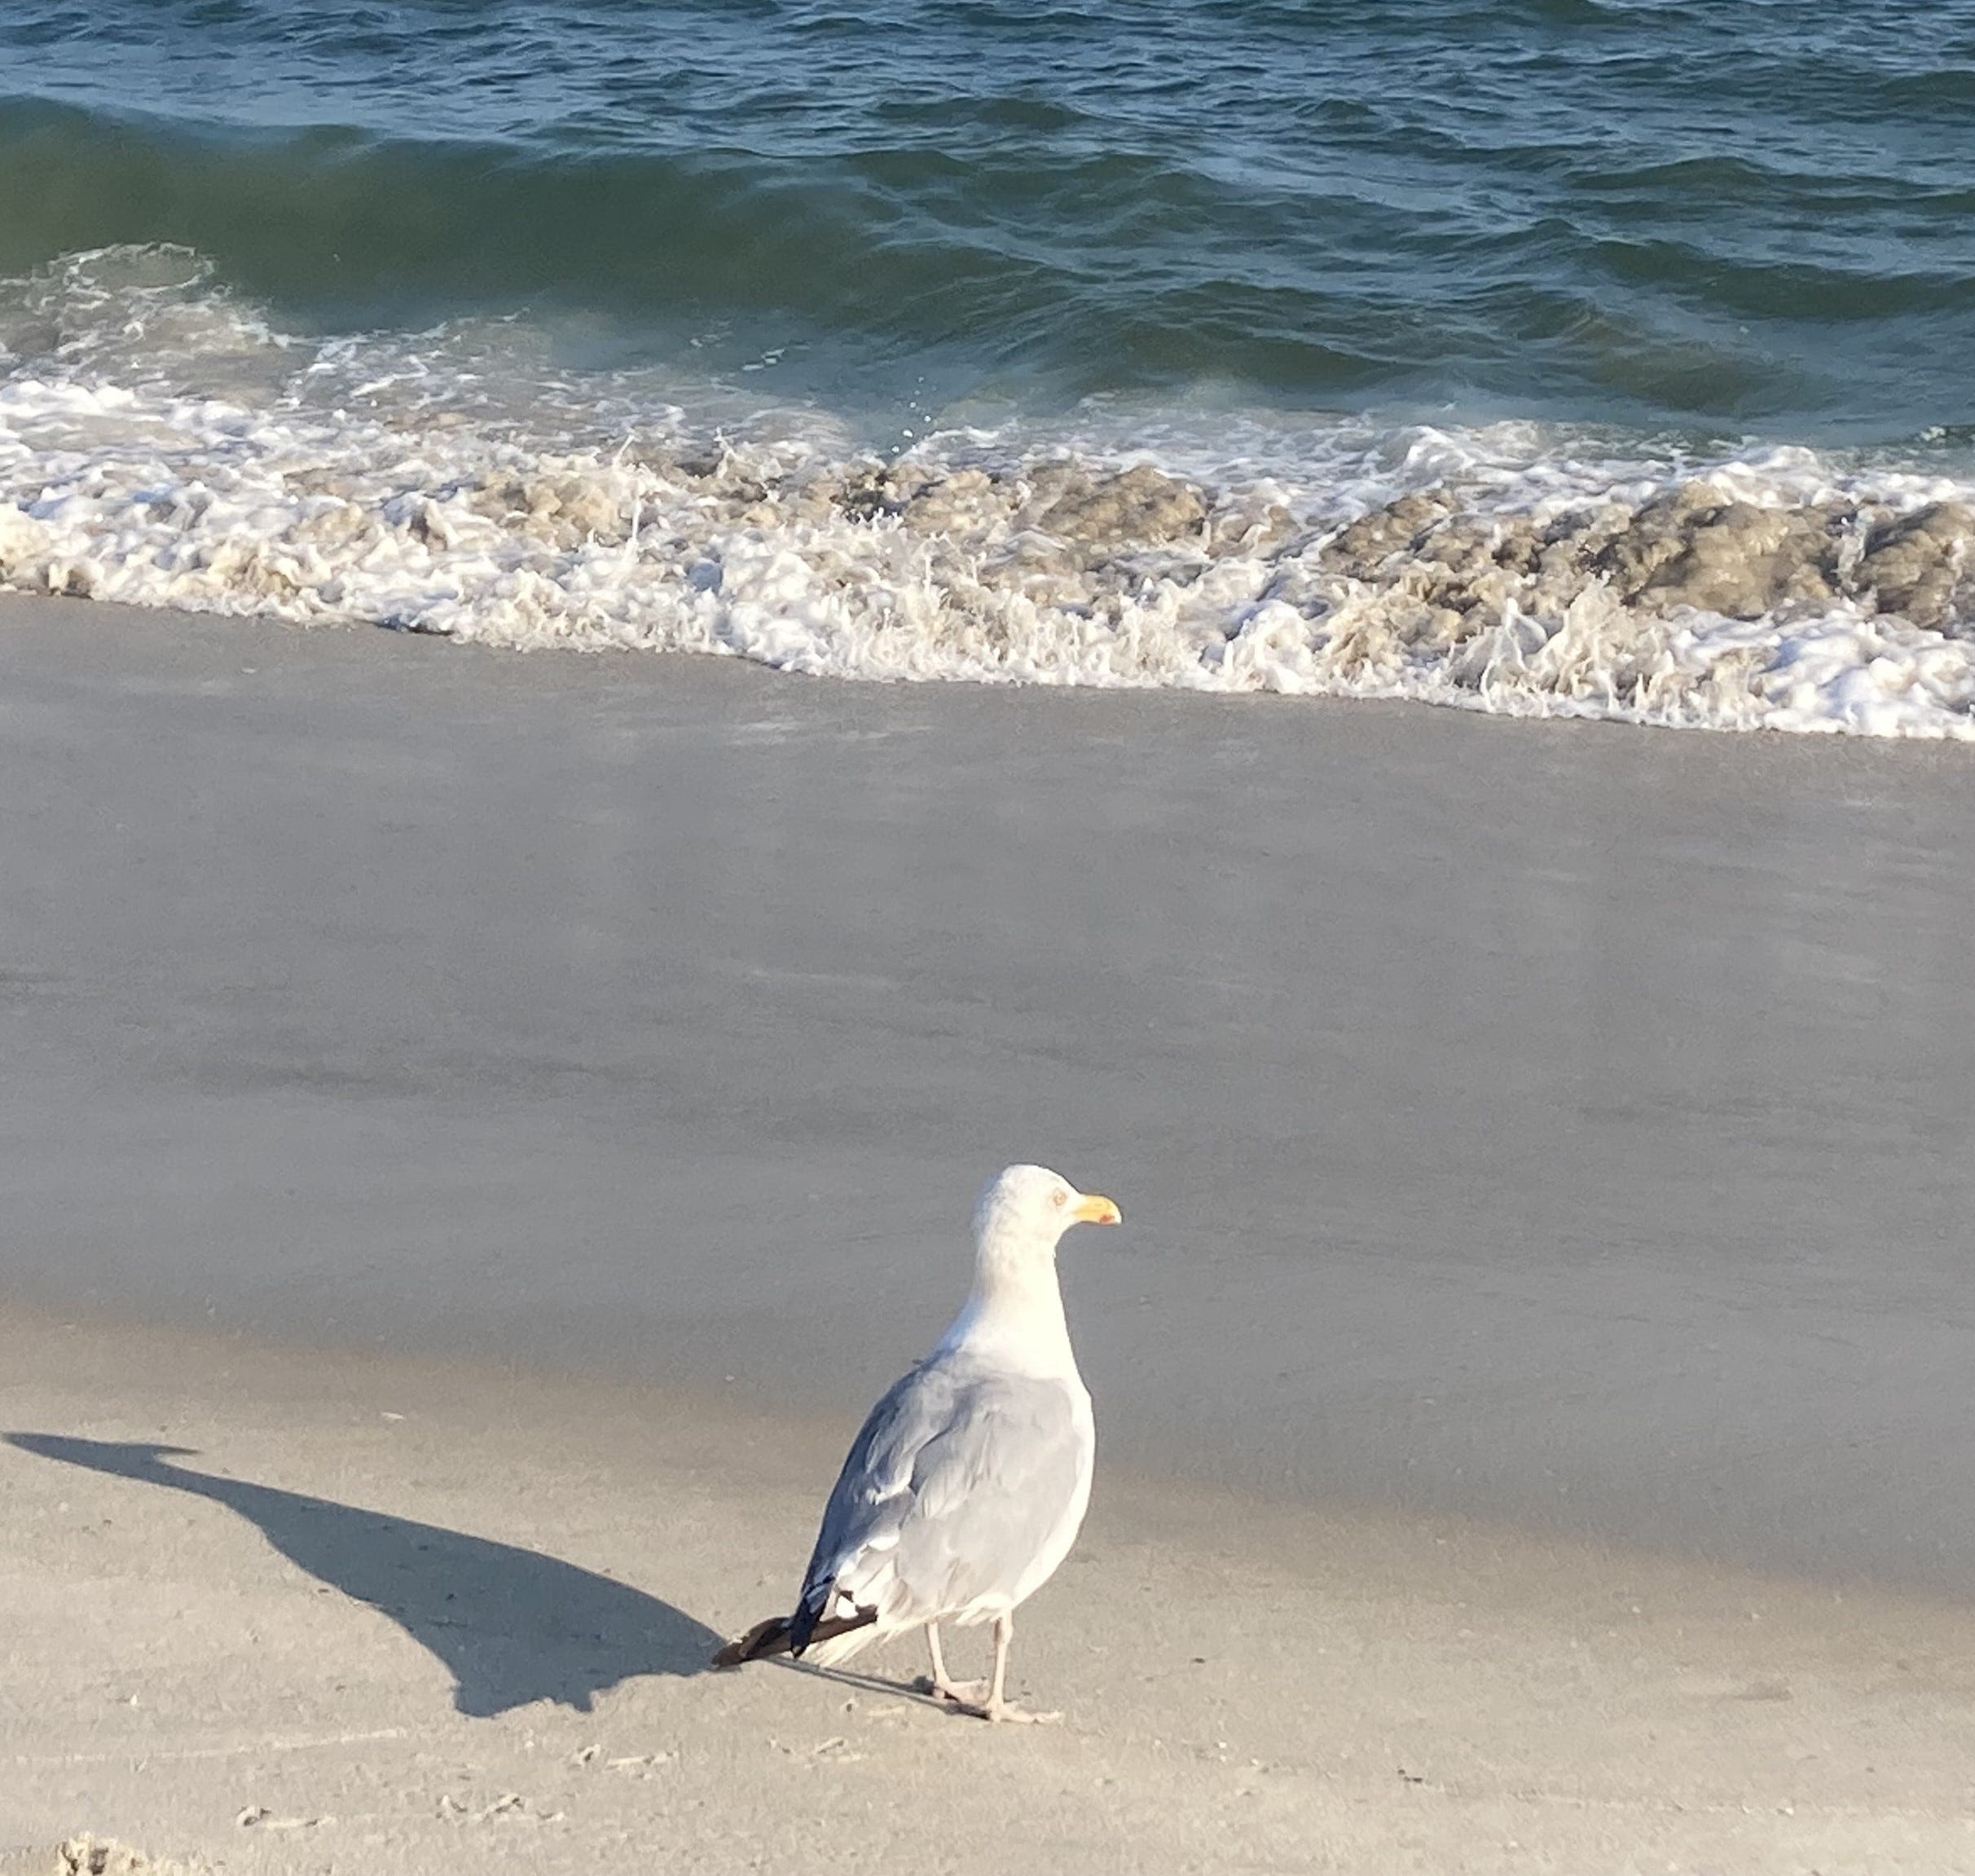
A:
6,1432,721,1718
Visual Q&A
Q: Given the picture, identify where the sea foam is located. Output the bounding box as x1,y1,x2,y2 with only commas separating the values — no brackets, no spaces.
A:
2,249,1973,739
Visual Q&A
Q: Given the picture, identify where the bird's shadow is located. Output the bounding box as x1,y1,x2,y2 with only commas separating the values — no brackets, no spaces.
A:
6,1432,722,1719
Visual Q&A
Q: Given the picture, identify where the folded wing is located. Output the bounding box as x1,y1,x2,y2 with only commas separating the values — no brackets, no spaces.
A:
790,1352,1089,1652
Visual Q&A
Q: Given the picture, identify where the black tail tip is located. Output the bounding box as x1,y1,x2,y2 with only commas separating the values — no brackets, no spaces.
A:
711,1615,791,1669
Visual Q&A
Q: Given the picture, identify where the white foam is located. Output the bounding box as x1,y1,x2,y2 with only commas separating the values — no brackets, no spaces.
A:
2,247,1973,740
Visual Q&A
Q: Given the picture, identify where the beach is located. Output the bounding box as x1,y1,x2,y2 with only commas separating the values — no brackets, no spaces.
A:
9,1296,1975,1876
7,1,1975,1864
5,594,1975,1870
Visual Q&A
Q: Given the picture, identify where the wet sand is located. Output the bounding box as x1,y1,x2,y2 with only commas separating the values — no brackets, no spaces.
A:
5,594,1975,1592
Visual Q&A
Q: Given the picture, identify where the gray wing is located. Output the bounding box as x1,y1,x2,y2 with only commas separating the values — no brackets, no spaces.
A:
790,1354,1086,1648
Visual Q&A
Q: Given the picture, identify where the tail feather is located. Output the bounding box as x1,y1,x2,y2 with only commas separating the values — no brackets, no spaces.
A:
710,1607,878,1669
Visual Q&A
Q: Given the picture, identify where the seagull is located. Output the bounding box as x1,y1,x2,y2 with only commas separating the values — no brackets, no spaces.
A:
713,1163,1121,1722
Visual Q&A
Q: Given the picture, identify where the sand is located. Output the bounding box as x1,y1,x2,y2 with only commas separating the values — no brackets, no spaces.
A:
5,593,1975,1869
7,1300,1975,1875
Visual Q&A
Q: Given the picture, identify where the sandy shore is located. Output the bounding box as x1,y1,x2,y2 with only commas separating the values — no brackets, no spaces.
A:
6,594,1975,1869
7,1299,1975,1875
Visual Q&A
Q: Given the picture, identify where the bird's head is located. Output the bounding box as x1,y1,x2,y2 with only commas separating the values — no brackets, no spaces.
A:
972,1163,1121,1267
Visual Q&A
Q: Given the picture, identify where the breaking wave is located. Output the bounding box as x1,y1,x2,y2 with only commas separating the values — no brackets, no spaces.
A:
3,248,1973,738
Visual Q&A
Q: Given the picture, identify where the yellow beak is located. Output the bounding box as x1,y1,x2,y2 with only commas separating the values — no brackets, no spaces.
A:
1071,1192,1122,1226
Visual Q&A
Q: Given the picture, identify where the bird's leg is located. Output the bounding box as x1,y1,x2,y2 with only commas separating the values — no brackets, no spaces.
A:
954,1613,1059,1724
916,1622,987,1706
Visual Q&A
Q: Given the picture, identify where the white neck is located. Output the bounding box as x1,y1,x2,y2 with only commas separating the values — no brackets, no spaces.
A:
935,1230,1081,1379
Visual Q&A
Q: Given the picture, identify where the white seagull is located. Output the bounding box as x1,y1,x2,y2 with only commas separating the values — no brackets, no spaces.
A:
714,1163,1121,1721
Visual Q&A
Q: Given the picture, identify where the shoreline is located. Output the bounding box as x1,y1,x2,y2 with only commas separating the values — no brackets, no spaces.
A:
6,1297,1975,1874
3,254,1975,736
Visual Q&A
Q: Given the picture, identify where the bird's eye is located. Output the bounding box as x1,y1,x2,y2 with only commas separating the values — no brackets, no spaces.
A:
1051,1189,1068,1207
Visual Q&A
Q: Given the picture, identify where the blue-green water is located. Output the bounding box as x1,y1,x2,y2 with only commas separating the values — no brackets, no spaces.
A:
1,2,1973,733
3,0,1972,437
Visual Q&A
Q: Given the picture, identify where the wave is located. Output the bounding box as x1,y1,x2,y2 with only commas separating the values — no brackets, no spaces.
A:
0,96,1393,406
2,247,1973,740
2,90,1969,434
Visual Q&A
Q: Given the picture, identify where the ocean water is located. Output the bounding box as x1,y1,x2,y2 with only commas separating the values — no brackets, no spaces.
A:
2,0,1973,733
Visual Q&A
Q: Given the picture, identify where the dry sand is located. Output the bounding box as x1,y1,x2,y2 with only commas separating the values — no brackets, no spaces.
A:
5,594,1975,1870
6,1301,1975,1876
